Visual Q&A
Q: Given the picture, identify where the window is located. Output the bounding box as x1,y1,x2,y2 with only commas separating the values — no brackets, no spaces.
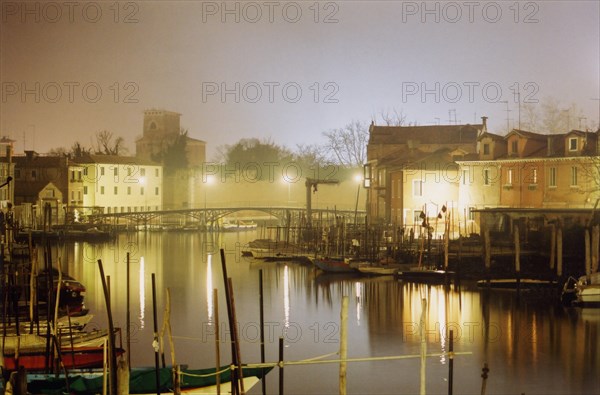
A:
127,186,131,195
483,169,490,186
531,168,538,184
506,169,513,185
155,168,159,177
71,170,75,181
571,166,578,186
113,167,118,176
78,191,81,201
462,169,469,185
84,186,88,195
141,168,146,176
549,167,557,187
31,170,37,179
108,207,111,214
100,166,105,176
15,169,20,178
71,191,74,200
511,140,518,154
155,187,159,195
100,186,105,194
141,187,145,195
412,180,423,197
569,137,577,151
77,171,82,180
83,167,88,176
114,186,118,194
483,143,490,155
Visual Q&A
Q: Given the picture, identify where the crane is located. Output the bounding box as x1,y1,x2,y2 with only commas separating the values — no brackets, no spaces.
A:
305,177,339,227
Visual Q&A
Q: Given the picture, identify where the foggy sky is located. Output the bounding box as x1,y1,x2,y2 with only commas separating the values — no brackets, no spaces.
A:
1,1,599,159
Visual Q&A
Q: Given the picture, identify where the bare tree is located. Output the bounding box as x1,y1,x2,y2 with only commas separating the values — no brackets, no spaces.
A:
322,120,368,166
373,108,407,126
521,98,588,133
94,130,128,155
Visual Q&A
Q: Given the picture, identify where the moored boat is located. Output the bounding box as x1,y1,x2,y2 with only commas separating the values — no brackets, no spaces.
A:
26,365,272,394
396,267,455,283
310,257,358,273
2,346,125,371
477,278,558,290
562,272,600,306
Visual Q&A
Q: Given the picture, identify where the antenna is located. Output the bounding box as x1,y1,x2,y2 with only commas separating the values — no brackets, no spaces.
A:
500,101,511,132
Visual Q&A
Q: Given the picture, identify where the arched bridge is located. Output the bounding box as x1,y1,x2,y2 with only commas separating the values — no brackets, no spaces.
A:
89,206,365,227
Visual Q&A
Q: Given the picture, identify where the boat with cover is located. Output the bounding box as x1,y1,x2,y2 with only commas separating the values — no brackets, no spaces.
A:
310,257,359,273
25,365,273,394
562,272,600,306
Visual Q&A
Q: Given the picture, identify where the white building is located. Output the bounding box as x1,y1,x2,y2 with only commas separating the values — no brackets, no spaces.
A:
75,155,163,214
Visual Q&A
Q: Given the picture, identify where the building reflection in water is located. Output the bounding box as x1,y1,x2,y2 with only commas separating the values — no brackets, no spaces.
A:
283,265,290,329
138,256,145,330
206,253,214,324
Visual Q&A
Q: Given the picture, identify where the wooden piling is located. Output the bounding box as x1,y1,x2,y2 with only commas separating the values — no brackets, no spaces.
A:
549,224,556,271
278,337,284,395
339,296,348,395
557,227,563,277
227,277,245,395
420,298,427,395
126,252,131,372
514,225,521,293
213,288,221,395
219,249,239,395
97,260,118,395
151,273,160,395
480,363,489,395
592,225,599,273
585,228,591,276
259,270,266,395
448,330,454,395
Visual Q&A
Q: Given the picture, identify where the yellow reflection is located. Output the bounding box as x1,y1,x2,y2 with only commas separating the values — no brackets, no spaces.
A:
284,265,290,329
354,282,362,324
207,254,213,323
138,256,146,330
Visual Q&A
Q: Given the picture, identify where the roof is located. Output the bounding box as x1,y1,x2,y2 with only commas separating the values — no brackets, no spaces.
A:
379,147,455,168
505,129,547,140
478,132,505,141
13,155,68,168
73,154,161,166
14,181,61,199
369,124,482,145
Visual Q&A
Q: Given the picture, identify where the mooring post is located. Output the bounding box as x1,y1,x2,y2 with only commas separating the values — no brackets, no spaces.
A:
279,337,284,395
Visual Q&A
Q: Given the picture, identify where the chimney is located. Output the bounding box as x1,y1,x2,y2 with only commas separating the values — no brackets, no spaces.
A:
481,116,488,131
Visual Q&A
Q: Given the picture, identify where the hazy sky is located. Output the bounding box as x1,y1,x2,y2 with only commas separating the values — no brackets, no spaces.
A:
1,1,599,158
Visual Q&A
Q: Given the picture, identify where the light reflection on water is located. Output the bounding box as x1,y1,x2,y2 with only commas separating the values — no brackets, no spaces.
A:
56,232,598,395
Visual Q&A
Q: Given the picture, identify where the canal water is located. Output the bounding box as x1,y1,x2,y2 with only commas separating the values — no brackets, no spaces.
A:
53,231,598,394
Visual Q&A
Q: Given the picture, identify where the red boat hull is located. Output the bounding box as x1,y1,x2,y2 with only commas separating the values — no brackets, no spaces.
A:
2,347,124,371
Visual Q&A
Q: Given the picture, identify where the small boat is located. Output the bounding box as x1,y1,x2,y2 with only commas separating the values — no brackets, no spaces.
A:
310,257,358,273
222,220,258,231
2,346,125,371
357,261,413,276
396,267,455,283
1,328,111,353
562,272,600,306
477,278,558,290
241,239,310,262
26,365,273,394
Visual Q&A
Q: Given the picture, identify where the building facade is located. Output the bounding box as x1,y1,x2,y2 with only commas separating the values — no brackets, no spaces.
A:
74,155,163,215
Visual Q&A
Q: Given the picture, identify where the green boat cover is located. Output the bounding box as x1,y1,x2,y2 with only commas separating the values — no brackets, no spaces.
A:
27,365,272,394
